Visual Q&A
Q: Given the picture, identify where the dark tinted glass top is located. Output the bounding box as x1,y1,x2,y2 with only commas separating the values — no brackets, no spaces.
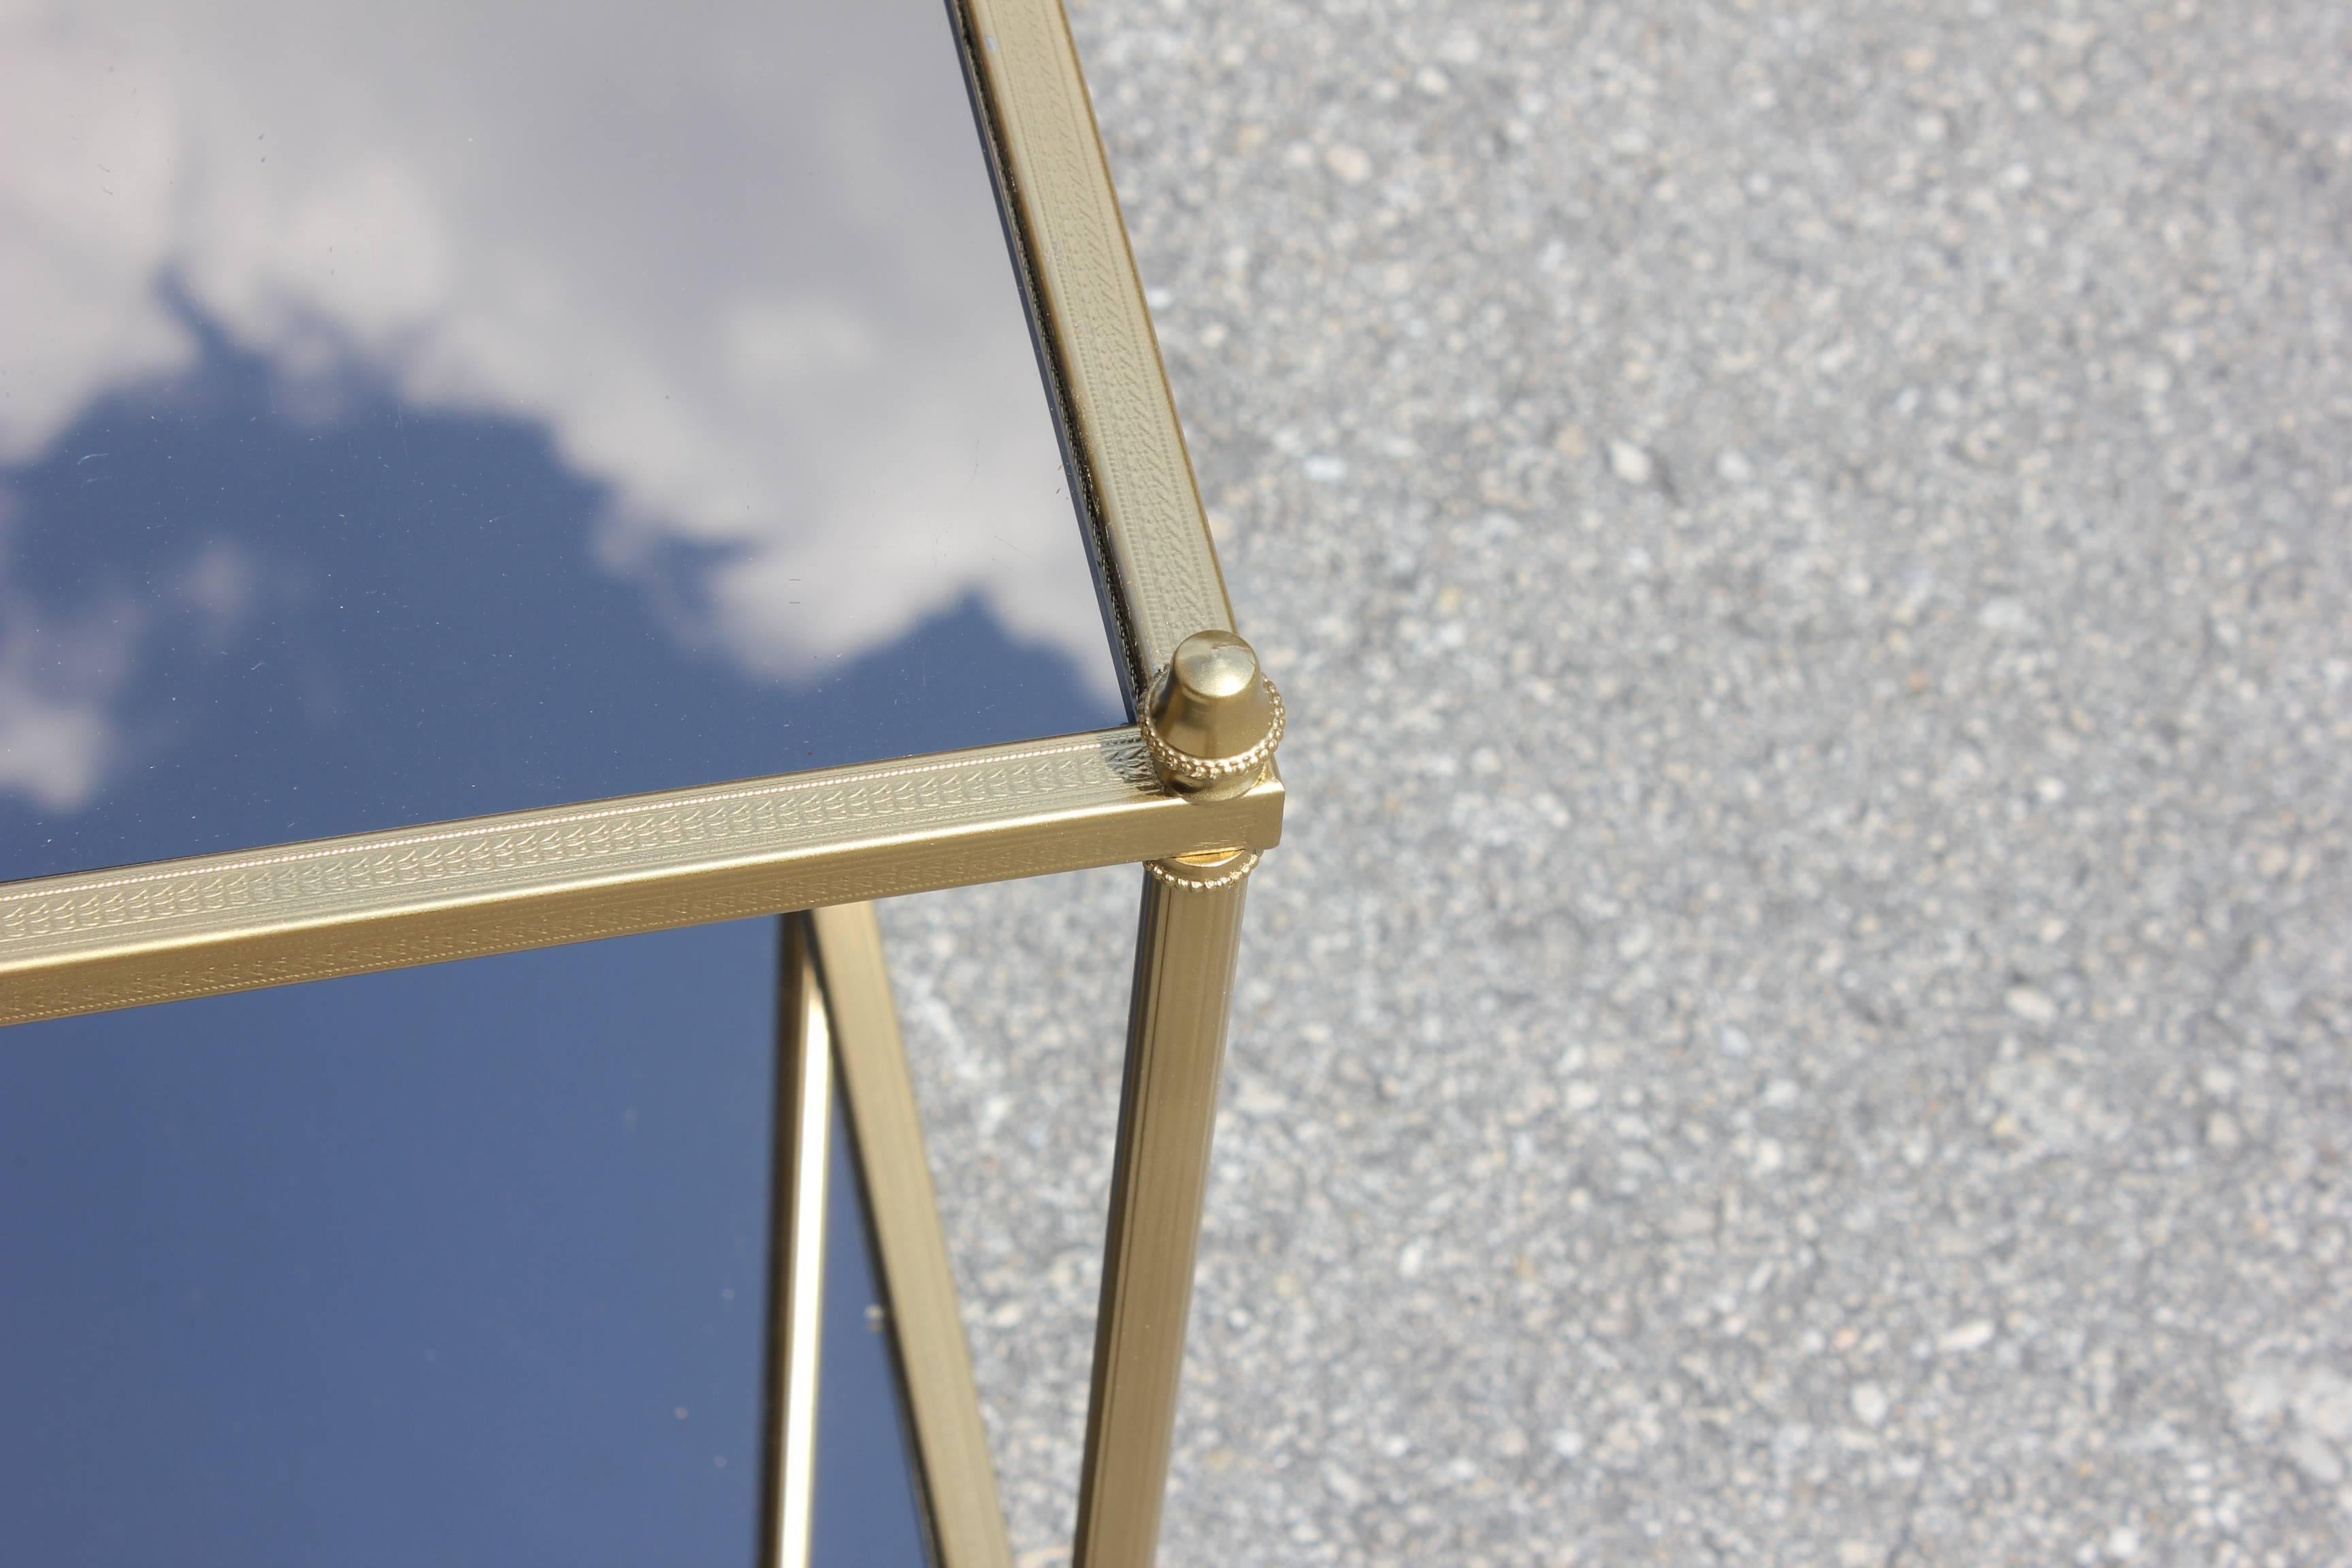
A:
0,919,931,1566
0,0,1122,884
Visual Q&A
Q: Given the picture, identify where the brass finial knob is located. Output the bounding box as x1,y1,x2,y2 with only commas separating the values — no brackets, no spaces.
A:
1139,630,1284,801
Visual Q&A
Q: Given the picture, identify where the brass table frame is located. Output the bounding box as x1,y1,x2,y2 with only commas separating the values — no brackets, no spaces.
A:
0,3,1279,1567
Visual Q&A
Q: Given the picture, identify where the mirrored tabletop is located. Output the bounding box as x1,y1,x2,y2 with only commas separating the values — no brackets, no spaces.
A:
0,0,1123,885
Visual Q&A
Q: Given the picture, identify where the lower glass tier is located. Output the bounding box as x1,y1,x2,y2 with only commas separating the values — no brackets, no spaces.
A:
0,919,928,1567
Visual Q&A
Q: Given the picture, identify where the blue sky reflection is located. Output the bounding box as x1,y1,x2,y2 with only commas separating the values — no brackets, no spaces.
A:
0,0,1122,878
1,924,789,1566
1,314,1121,881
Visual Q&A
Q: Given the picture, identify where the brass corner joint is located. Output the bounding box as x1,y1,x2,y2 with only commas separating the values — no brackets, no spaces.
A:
1077,634,1280,1568
1138,631,1284,806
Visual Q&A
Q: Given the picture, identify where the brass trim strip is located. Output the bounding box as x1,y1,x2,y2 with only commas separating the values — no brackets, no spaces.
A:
812,904,1013,1568
956,0,1235,687
762,918,833,1568
0,730,1282,1027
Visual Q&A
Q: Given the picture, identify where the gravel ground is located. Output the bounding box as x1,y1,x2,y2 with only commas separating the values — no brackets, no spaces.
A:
881,1,2352,1563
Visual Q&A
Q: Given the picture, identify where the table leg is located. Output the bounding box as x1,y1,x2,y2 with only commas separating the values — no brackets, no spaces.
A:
761,917,833,1568
1073,849,1256,1568
811,903,1013,1568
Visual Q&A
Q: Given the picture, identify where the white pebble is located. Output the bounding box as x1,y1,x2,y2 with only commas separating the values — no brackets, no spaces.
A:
2004,983,2057,1023
1938,1318,1996,1354
1608,439,1656,487
1323,144,1371,184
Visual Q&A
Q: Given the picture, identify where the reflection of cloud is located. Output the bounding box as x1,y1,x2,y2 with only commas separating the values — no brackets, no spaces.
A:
725,301,879,391
177,541,261,649
0,677,114,813
0,0,1110,754
0,497,143,811
0,13,193,461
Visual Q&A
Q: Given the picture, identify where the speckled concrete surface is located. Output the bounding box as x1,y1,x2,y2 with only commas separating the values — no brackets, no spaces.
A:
881,1,2352,1563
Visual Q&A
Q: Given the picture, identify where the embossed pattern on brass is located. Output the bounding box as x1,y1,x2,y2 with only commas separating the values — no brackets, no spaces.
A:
957,0,1237,685
0,730,1283,1026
